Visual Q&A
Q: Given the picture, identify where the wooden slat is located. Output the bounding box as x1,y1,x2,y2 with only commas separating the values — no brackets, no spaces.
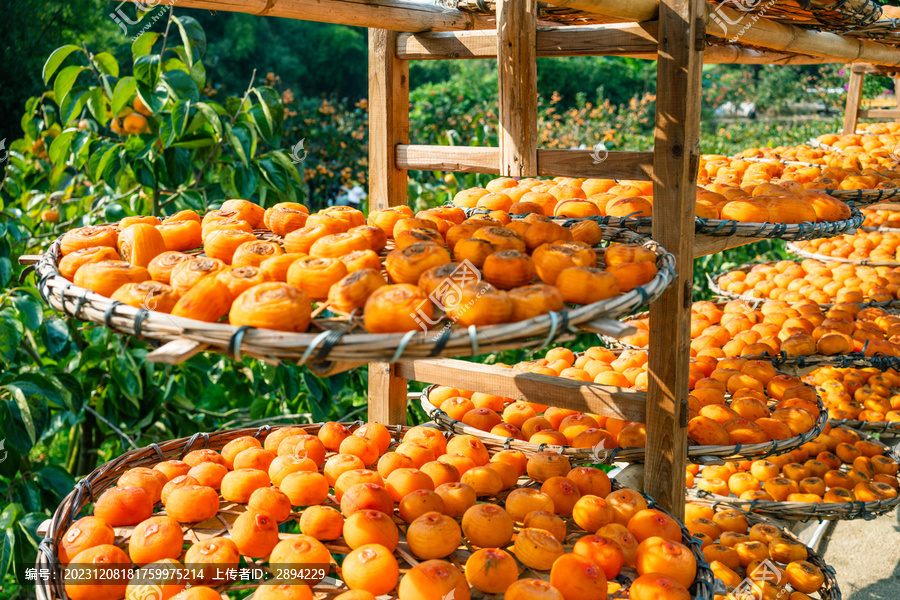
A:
693,236,761,258
121,0,488,32
852,64,900,75
396,145,654,180
858,109,900,119
843,69,865,134
644,0,703,519
537,0,660,22
702,46,843,65
368,29,411,426
538,148,653,180
497,0,538,177
395,358,647,421
397,23,658,60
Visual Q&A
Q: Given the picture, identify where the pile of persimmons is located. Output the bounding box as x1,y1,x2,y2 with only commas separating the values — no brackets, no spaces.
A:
716,260,900,308
56,187,661,335
426,345,821,452
58,422,703,600
684,501,830,599
810,366,900,423
452,174,852,225
619,299,900,359
689,424,898,506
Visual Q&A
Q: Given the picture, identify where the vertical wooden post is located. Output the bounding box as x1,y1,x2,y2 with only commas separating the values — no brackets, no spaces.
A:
645,0,704,519
895,77,900,113
497,0,538,177
367,29,410,425
843,66,864,134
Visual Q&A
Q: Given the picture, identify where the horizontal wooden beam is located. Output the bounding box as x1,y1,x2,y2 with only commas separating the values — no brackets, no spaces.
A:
397,23,658,60
693,235,761,258
537,0,660,22
119,0,489,32
858,109,900,118
396,358,647,421
397,145,654,180
852,64,900,75
703,46,844,65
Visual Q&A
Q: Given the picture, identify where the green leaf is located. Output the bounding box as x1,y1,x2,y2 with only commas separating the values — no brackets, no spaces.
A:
0,258,11,287
170,138,215,149
194,102,222,137
49,128,76,165
172,15,206,66
134,54,161,86
0,529,13,585
136,83,167,115
162,70,199,102
111,355,143,407
0,504,22,531
0,311,23,363
111,76,137,116
43,45,80,84
189,60,206,91
53,65,86,107
93,52,119,77
35,466,75,497
40,319,71,358
96,144,123,181
59,88,90,125
171,99,192,138
8,387,36,445
267,150,304,185
132,32,160,58
86,87,107,124
231,164,259,198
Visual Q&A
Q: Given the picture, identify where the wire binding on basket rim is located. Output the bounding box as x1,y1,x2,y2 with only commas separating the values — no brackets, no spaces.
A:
685,496,842,599
687,426,900,523
460,203,864,241
419,384,828,463
827,417,900,435
33,226,675,365
35,422,716,600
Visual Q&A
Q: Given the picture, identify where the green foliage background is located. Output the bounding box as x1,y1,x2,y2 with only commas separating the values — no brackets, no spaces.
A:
0,3,892,596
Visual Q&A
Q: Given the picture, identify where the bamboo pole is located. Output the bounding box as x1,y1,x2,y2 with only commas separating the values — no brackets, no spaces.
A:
119,0,489,32
538,0,900,65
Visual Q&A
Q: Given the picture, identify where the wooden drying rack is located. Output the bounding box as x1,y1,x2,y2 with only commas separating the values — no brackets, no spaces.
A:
121,0,900,517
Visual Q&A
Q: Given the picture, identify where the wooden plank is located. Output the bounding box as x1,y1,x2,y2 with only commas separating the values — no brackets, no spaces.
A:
368,29,410,426
645,0,704,519
693,236,761,258
538,149,653,180
852,64,900,75
395,358,648,422
396,145,654,180
537,0,660,22
120,0,489,32
843,69,865,134
497,0,538,177
858,109,900,119
397,23,657,60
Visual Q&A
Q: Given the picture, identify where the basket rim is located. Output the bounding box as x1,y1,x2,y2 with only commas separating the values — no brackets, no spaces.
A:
418,383,828,463
686,426,900,521
35,421,716,600
35,226,675,365
686,496,842,600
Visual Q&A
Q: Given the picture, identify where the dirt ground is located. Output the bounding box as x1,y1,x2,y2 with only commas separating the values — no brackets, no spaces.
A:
793,509,900,599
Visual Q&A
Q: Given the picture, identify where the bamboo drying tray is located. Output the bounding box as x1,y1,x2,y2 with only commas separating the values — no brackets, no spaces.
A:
35,422,716,600
419,384,828,463
708,262,900,310
686,427,900,521
827,417,900,435
26,226,673,370
462,204,865,241
685,497,842,599
787,241,900,267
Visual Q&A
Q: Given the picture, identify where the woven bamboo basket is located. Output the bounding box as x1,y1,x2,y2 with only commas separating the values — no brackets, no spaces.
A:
686,427,900,521
419,385,828,463
827,417,900,435
787,241,900,266
708,263,900,310
27,226,673,370
35,422,716,600
685,497,842,599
